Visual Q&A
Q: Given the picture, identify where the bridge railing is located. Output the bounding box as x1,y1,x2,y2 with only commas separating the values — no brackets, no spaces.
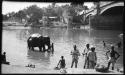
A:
100,1,116,9
100,1,114,7
85,1,116,15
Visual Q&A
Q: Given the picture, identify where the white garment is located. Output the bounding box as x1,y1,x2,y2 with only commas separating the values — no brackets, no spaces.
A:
87,51,97,63
83,47,90,55
31,33,41,37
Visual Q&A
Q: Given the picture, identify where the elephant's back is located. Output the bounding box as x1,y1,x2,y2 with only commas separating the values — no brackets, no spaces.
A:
27,33,42,42
30,33,42,38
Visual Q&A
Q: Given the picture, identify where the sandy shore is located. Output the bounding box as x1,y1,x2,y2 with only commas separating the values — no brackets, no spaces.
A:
2,64,123,74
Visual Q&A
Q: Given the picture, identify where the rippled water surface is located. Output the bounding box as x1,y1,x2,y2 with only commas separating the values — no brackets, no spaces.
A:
2,27,123,71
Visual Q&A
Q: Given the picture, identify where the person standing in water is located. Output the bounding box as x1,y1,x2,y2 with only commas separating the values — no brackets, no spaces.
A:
103,41,106,48
117,41,122,49
87,47,97,69
106,45,120,70
51,43,54,54
71,45,80,68
82,44,91,69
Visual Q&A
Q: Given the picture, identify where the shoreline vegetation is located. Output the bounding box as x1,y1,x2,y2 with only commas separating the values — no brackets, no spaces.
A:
2,21,91,30
3,2,123,30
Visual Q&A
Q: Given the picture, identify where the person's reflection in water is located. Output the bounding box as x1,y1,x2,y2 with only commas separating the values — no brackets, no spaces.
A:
27,49,51,66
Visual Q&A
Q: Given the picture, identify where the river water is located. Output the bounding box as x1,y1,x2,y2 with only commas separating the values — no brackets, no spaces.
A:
2,27,123,73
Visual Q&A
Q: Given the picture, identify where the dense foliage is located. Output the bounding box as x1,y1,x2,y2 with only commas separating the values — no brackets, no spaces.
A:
3,3,89,26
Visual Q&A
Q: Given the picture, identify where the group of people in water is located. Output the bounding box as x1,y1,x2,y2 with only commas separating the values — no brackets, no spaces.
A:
1,40,122,72
57,41,121,71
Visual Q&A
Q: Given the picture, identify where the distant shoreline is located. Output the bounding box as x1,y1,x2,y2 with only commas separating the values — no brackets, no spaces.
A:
2,25,91,30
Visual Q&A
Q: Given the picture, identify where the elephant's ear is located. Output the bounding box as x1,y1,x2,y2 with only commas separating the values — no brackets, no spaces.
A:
28,36,31,40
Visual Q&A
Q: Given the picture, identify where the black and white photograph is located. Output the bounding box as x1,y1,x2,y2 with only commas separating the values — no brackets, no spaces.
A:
1,0,124,74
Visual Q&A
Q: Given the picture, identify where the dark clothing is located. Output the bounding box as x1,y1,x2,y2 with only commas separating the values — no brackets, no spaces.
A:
118,42,121,48
106,49,120,70
1,54,6,63
60,59,65,68
103,43,106,47
110,51,117,57
59,59,66,68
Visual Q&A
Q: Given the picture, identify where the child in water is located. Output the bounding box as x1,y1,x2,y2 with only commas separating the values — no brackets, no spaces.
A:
57,56,66,69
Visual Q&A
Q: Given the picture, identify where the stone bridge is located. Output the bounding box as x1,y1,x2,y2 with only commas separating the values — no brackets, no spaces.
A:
84,1,124,20
81,1,124,30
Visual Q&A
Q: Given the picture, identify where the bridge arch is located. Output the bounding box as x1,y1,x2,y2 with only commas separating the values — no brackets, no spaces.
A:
86,12,95,18
86,14,93,19
85,14,93,24
100,2,124,15
101,6,124,16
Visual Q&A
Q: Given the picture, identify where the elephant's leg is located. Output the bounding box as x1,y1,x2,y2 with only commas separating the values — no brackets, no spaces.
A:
28,46,31,50
39,46,42,52
31,47,34,51
27,43,31,50
43,45,46,52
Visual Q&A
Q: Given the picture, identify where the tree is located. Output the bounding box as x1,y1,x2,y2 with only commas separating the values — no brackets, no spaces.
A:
2,14,9,21
14,10,26,21
6,12,16,18
24,5,44,25
68,3,86,23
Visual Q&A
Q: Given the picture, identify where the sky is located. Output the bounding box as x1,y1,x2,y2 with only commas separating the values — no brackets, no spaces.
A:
2,1,94,15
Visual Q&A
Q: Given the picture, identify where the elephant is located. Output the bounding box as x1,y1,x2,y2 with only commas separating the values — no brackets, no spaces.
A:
27,33,51,52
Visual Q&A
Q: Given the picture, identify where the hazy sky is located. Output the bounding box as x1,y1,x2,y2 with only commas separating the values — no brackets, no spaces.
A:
2,1,94,15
